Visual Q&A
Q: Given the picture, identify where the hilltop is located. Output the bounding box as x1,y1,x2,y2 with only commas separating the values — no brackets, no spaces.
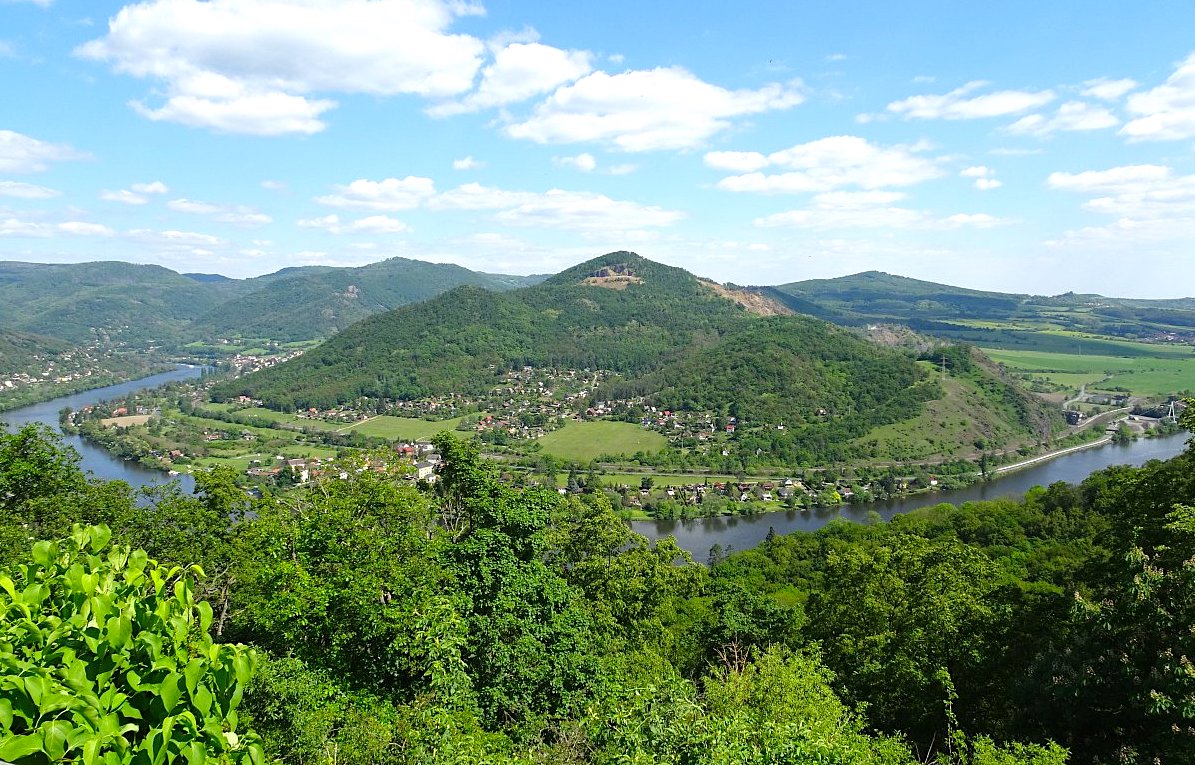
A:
216,252,1061,467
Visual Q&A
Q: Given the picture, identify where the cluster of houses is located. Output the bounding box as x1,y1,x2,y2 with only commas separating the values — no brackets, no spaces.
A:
244,441,442,485
225,349,305,375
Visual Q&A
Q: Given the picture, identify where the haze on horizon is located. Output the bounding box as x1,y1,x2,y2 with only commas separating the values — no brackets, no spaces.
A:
2,0,1194,299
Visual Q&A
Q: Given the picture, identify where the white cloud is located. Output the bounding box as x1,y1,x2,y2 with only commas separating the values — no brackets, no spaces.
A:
710,136,943,193
261,179,289,192
167,197,271,225
960,166,1002,190
1047,163,1195,246
755,190,1004,230
1121,52,1195,141
297,213,410,234
608,163,637,175
127,228,225,248
101,189,148,205
989,147,1044,156
58,221,115,236
429,41,592,116
452,155,482,170
825,53,847,62
0,217,52,237
1082,77,1137,101
887,80,1055,120
77,0,488,134
555,153,597,172
317,177,436,211
0,180,59,199
1006,101,1118,137
430,182,683,230
0,130,87,173
504,66,804,151
131,181,168,194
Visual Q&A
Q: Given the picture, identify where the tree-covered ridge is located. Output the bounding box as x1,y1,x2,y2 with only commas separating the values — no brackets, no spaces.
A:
0,258,539,348
189,257,543,342
214,252,760,409
769,270,1195,346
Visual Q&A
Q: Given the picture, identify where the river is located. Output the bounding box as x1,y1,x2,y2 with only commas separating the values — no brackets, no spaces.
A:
1,365,204,495
633,431,1190,557
1,367,1189,556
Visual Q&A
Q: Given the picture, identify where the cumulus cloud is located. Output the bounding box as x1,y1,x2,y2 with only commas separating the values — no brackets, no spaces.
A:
960,166,1002,190
58,221,115,236
316,177,436,211
102,189,149,205
0,180,59,199
1046,163,1195,246
1121,52,1195,141
76,0,488,134
430,182,683,230
297,213,410,234
754,190,1004,230
1082,77,1137,101
708,136,943,193
0,217,52,237
504,67,804,151
452,156,482,170
126,228,224,249
887,80,1055,120
429,41,592,116
1006,101,1119,137
0,130,87,173
168,197,272,225
132,181,169,194
555,153,597,172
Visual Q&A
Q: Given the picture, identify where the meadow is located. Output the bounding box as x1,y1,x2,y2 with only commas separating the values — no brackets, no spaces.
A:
536,420,668,461
982,346,1195,397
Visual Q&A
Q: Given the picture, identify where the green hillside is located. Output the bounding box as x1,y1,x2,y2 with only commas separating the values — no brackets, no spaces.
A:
0,258,542,349
190,256,542,341
0,261,243,345
769,271,1195,349
215,253,754,408
215,253,1059,465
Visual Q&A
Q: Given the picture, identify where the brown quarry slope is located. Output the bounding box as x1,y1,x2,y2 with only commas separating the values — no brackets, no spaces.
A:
699,279,794,316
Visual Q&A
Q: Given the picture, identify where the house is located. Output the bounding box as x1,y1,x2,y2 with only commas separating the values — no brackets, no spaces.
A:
286,458,309,483
415,461,437,481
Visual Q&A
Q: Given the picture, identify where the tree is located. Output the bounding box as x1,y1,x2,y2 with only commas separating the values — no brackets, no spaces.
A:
0,524,264,765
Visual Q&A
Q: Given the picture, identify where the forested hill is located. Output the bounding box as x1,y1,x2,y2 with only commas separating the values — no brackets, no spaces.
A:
189,256,543,341
0,260,242,345
767,270,1195,347
214,252,758,408
0,258,540,347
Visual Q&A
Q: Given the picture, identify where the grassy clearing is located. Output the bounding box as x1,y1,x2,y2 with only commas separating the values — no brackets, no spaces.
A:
982,348,1195,396
537,421,668,461
340,415,465,440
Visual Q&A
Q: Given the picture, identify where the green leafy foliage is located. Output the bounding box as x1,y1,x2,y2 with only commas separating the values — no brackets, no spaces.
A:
0,524,264,765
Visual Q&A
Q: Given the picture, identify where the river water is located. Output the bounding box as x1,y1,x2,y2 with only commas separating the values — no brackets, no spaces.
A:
1,367,1189,556
1,366,204,495
633,431,1190,556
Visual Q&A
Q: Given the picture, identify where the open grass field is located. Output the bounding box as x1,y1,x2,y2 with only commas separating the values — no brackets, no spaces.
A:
576,472,739,487
982,348,1195,397
537,421,668,461
340,415,466,440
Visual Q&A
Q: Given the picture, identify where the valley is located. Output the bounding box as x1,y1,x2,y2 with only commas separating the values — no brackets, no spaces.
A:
31,251,1187,523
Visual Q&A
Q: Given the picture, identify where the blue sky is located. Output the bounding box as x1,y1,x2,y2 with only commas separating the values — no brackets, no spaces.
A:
2,0,1194,297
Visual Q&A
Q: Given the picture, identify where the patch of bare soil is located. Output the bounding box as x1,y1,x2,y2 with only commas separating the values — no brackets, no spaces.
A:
699,280,793,316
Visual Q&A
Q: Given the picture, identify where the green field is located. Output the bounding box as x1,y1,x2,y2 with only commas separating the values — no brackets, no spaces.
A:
982,347,1195,397
340,415,465,440
537,421,668,461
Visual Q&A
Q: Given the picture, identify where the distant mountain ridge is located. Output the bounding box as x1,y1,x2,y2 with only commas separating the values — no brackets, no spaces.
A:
0,257,543,348
766,270,1195,350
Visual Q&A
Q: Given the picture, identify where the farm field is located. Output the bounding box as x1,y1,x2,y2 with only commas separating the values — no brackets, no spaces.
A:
982,347,1195,397
340,415,466,440
537,420,668,461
